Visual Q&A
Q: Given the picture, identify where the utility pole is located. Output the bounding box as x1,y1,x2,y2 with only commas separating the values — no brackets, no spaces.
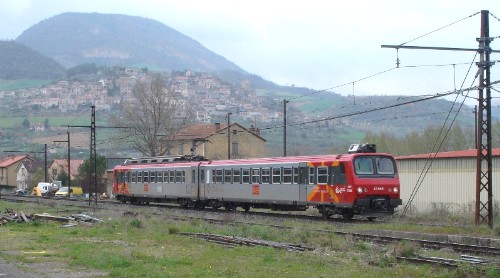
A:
475,10,493,227
283,99,289,157
90,105,97,206
382,10,496,227
44,144,48,182
227,112,232,159
54,131,71,198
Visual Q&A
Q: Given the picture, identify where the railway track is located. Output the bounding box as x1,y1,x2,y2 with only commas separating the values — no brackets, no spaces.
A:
2,194,500,259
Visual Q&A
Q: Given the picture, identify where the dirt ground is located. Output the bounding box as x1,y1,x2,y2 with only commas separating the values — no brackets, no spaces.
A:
0,256,107,277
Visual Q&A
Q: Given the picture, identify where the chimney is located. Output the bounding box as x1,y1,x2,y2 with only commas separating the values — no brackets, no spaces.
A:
249,125,260,136
214,123,221,130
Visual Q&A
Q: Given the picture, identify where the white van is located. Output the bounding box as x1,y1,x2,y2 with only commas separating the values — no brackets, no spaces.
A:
35,182,60,196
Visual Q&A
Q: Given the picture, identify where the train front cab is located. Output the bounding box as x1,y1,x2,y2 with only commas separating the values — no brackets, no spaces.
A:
349,154,402,218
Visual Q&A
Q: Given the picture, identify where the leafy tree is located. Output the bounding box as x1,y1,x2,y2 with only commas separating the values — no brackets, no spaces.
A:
22,118,30,129
56,170,69,187
74,154,108,194
110,75,194,156
29,167,44,191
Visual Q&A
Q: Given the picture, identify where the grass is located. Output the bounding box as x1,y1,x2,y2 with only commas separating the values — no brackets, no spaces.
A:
0,200,498,277
0,79,51,91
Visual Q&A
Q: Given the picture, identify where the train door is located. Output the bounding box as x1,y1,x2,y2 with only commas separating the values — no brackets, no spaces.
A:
298,162,309,203
196,166,206,202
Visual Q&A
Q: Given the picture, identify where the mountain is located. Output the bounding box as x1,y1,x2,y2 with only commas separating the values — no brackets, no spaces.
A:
0,40,66,79
16,12,246,75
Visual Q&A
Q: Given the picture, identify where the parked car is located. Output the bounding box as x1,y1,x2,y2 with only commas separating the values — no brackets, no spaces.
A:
55,187,83,197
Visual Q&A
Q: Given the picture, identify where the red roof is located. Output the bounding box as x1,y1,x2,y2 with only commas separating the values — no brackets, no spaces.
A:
0,155,32,167
396,148,500,160
174,123,265,141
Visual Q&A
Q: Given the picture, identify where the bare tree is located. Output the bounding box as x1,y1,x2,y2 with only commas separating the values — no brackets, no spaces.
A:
111,75,193,156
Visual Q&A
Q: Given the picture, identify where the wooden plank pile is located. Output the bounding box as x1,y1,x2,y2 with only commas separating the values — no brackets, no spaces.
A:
0,209,103,226
0,208,30,225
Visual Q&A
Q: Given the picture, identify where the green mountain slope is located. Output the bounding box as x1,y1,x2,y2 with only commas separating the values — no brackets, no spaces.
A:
16,12,246,74
0,40,66,79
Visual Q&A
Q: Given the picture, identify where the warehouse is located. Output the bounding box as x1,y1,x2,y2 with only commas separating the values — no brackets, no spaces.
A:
396,149,500,214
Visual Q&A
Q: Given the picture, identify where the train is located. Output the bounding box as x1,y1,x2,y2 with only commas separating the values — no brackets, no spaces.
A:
112,144,402,219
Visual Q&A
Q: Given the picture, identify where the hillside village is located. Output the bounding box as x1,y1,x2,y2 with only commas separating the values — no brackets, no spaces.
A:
0,67,283,127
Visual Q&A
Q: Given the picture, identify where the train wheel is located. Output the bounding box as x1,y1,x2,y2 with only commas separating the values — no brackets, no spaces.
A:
242,205,250,212
341,209,354,220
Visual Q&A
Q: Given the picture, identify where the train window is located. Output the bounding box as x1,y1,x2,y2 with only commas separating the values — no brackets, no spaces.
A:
242,168,250,183
224,169,232,183
283,167,292,184
156,171,162,182
375,157,395,175
200,170,205,183
126,172,130,183
261,168,270,184
143,171,149,183
233,168,241,183
192,170,195,183
317,166,328,184
252,168,261,184
137,171,143,183
162,171,168,183
215,169,223,183
308,168,315,184
150,171,156,183
131,171,137,183
182,171,186,183
175,170,183,183
354,157,374,175
293,167,299,184
169,170,175,183
272,168,281,184
332,163,347,185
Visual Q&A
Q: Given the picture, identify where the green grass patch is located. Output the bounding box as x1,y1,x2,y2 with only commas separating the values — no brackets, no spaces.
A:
0,200,494,277
0,79,51,91
0,116,91,128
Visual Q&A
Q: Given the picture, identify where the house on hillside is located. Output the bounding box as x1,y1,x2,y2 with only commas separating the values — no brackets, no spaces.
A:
0,155,34,190
171,123,266,160
48,159,84,183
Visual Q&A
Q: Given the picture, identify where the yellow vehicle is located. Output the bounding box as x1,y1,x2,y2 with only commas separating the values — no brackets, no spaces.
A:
55,187,83,197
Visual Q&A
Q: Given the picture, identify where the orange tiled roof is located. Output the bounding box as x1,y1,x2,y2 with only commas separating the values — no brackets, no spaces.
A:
0,155,32,167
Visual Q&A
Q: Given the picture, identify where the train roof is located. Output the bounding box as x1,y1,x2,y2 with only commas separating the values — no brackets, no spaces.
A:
114,152,394,169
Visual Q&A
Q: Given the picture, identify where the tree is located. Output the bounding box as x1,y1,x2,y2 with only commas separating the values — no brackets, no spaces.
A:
74,154,108,194
22,118,30,129
110,75,194,156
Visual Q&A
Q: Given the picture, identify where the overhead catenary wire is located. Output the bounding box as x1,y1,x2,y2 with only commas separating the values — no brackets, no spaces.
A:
402,52,479,216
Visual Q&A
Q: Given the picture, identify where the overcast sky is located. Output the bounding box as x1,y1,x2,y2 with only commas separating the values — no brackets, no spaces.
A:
0,0,498,99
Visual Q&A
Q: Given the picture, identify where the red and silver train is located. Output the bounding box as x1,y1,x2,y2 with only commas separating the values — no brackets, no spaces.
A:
112,144,402,219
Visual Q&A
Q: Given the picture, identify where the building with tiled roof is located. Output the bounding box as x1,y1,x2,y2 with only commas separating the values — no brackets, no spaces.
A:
0,155,34,189
171,123,266,160
48,159,84,182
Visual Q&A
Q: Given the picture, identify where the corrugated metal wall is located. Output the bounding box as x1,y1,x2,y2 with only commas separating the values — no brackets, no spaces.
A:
397,157,500,213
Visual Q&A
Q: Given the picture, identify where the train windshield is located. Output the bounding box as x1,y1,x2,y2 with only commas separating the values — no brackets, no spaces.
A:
354,156,396,176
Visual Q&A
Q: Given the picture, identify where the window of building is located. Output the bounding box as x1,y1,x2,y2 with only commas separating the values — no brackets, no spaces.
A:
232,143,239,156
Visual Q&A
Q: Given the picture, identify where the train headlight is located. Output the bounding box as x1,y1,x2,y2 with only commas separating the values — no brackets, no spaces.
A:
393,187,399,193
388,188,392,192
357,187,363,194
